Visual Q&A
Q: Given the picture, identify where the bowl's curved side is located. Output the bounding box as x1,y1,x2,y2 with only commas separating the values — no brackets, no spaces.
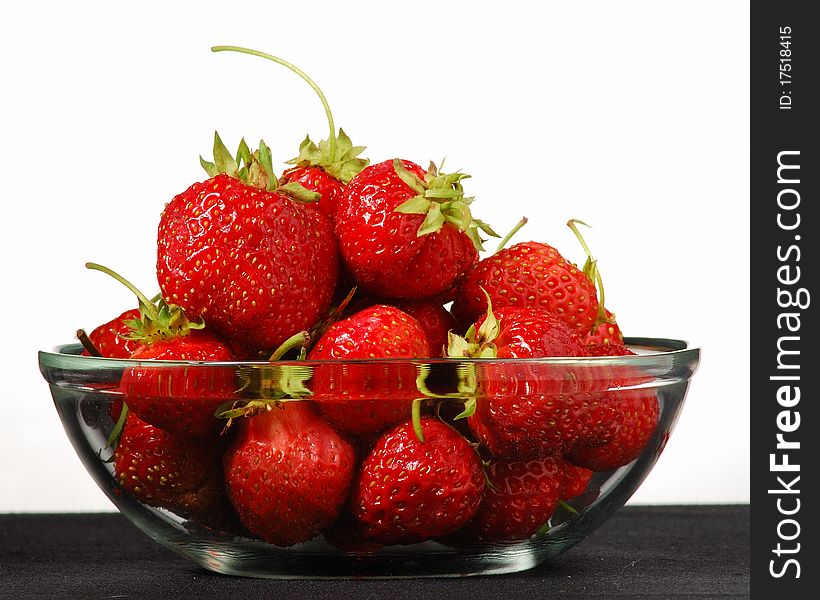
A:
38,339,700,578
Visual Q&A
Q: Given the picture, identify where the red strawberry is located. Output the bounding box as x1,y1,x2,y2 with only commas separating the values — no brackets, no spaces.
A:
586,339,632,357
83,263,239,439
308,305,430,436
479,306,588,359
585,308,624,347
121,329,238,439
562,462,594,500
566,346,660,471
335,159,496,299
223,402,355,546
212,47,368,221
393,300,455,356
453,241,599,336
351,417,484,544
280,128,368,222
81,308,142,358
449,303,612,460
456,456,564,542
157,135,338,352
114,412,232,524
566,392,659,471
342,297,456,356
280,165,346,221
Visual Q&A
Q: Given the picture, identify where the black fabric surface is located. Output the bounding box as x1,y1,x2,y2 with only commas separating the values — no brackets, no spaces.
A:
0,505,749,599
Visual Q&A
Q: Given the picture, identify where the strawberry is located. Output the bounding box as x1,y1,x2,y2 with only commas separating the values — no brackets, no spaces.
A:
453,240,599,337
566,392,659,471
80,308,142,358
562,462,594,500
335,159,497,300
585,308,624,347
586,339,631,357
84,263,239,439
223,402,355,546
456,456,564,542
393,300,455,357
475,306,588,360
351,417,484,545
280,165,346,221
566,345,660,471
211,46,368,221
156,134,338,352
114,412,233,525
449,301,612,460
280,128,368,222
308,304,430,436
342,297,456,356
121,330,238,439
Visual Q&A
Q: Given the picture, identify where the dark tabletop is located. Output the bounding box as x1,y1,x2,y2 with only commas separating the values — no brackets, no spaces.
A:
0,505,749,599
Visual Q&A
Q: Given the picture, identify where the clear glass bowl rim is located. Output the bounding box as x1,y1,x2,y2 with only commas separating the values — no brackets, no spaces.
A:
39,337,699,370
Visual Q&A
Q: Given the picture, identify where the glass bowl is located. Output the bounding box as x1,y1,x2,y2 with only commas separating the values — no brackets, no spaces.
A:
39,338,699,578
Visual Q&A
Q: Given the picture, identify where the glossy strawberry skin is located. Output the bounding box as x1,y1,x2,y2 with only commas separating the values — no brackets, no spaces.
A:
566,346,660,471
467,307,609,460
223,402,355,546
351,417,484,545
114,412,231,523
469,386,609,460
393,300,456,357
157,173,339,351
484,306,589,359
454,242,599,337
456,456,564,542
566,391,659,471
335,159,478,299
82,309,141,358
280,165,345,222
343,298,456,356
308,305,430,436
562,462,594,500
119,330,238,439
585,309,624,347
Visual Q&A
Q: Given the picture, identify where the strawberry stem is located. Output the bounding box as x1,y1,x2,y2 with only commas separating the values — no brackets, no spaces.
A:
411,399,425,443
211,46,337,161
566,220,609,326
536,520,551,536
105,402,129,449
85,263,160,322
268,331,310,361
76,329,103,357
495,217,528,253
558,499,579,515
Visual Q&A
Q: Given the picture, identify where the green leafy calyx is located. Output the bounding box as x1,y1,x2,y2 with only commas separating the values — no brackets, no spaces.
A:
123,298,206,343
200,131,278,192
286,128,369,184
393,159,499,251
446,289,502,361
85,262,204,344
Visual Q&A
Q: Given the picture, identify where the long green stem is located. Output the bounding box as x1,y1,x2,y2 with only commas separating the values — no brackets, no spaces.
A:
566,220,608,324
495,217,528,253
567,219,593,259
85,262,158,321
211,46,337,160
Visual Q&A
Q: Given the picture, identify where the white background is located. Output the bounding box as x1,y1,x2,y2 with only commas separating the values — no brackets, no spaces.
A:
0,1,749,512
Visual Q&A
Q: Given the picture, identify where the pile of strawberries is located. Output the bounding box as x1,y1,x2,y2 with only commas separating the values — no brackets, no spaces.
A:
77,47,659,548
